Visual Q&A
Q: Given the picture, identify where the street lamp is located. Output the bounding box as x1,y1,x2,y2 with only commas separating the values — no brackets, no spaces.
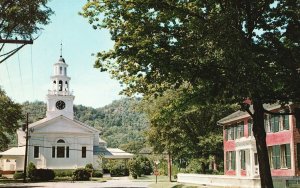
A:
154,160,160,184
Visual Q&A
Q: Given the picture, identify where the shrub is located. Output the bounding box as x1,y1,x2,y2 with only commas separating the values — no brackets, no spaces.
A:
13,172,24,179
93,170,103,178
27,162,37,181
128,157,142,178
105,160,128,176
29,169,55,181
139,156,153,175
72,168,90,181
54,169,73,177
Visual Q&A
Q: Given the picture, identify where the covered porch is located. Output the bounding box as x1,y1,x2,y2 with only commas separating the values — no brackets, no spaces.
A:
0,147,25,174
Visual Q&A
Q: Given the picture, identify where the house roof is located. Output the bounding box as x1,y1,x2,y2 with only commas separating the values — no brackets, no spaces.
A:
218,103,283,125
29,115,100,133
0,147,25,156
93,146,133,159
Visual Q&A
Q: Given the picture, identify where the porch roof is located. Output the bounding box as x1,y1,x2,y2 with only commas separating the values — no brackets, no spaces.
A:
93,146,133,159
0,147,25,156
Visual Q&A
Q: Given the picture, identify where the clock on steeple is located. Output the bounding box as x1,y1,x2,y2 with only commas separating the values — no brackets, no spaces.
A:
46,51,75,119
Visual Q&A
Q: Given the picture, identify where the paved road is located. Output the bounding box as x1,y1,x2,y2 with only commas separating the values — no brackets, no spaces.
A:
0,177,153,188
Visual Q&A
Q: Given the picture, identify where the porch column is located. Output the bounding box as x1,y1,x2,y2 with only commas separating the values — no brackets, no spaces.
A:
249,149,254,177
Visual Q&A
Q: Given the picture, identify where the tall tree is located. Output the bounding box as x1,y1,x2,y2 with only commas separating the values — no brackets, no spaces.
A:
81,1,300,187
141,85,235,171
0,87,23,151
0,0,53,63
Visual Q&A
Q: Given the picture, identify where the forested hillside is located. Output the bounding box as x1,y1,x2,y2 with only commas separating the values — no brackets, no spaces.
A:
21,98,149,152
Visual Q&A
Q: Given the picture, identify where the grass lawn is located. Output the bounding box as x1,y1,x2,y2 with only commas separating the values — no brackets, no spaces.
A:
131,175,172,182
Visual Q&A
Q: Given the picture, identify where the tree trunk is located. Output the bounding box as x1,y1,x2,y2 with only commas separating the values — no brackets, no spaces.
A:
252,100,273,188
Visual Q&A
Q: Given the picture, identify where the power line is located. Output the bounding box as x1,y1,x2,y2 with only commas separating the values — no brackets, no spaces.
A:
16,44,24,99
30,45,34,98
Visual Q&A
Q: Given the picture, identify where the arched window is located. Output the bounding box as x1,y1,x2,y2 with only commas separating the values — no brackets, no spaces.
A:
57,139,65,143
53,139,69,158
58,80,63,91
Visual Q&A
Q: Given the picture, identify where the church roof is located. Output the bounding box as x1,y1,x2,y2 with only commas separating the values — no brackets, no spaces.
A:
29,115,100,133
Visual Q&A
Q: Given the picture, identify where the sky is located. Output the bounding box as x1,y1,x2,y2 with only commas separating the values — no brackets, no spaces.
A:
0,0,123,108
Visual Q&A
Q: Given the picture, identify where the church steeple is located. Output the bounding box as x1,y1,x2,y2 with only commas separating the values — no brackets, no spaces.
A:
46,52,75,120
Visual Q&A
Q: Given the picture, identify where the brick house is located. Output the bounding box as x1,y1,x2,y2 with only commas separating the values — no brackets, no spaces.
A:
218,104,300,178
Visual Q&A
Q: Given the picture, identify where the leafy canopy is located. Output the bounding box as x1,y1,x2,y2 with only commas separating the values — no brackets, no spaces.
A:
0,87,23,151
81,0,300,104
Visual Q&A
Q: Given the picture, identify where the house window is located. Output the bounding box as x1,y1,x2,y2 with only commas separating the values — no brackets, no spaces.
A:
268,146,273,168
226,151,236,170
227,127,235,140
57,146,65,158
269,144,291,169
297,143,300,169
264,115,271,132
52,146,55,158
254,153,258,165
34,146,39,158
82,147,86,158
281,144,291,168
236,121,244,139
280,115,290,130
241,150,246,170
248,119,253,137
270,115,280,133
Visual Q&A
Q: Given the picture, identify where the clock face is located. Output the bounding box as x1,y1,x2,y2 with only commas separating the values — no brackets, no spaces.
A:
56,100,65,110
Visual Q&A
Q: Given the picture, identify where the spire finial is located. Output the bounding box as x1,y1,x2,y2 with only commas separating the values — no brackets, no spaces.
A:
60,42,63,57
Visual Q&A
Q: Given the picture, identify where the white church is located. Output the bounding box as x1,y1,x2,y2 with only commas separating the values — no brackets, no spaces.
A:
0,55,133,173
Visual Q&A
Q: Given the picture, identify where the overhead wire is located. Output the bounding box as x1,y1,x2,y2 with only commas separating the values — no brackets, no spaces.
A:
16,44,24,99
30,45,34,99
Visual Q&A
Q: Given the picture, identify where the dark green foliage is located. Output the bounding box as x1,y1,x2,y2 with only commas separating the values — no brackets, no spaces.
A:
24,98,149,151
28,165,55,182
72,168,91,181
54,169,73,177
85,163,94,172
104,160,129,177
128,157,142,178
93,170,103,178
137,156,153,175
13,172,24,179
27,162,36,181
0,88,23,151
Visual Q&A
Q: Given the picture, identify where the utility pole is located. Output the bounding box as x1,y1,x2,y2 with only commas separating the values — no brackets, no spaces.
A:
23,113,29,183
167,152,172,182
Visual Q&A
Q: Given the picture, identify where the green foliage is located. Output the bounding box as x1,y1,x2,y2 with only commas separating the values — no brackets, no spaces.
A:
24,98,149,151
72,168,91,181
0,88,23,151
185,159,206,174
85,163,94,172
103,159,128,177
54,169,73,177
93,170,103,178
27,162,36,180
137,155,153,175
128,157,142,178
28,167,55,182
13,172,24,179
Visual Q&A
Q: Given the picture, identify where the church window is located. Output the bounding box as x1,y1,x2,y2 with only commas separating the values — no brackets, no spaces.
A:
52,146,55,158
57,146,65,158
66,146,69,158
53,80,56,84
57,139,65,143
34,146,39,158
64,67,67,75
60,67,63,75
58,80,63,91
82,147,86,158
